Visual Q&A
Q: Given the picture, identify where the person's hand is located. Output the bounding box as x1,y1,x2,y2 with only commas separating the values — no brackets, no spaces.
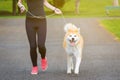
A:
54,8,62,14
17,2,26,13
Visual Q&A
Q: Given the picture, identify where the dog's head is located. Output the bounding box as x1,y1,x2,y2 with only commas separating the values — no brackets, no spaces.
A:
64,23,80,46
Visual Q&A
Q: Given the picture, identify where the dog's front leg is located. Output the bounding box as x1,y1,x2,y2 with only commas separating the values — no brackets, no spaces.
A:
74,57,81,74
67,54,72,74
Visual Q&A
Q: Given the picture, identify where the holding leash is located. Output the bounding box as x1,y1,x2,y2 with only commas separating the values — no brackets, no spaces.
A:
17,2,67,24
17,2,62,19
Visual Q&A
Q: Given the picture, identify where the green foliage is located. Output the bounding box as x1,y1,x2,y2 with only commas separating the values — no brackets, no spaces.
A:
53,0,65,8
0,0,12,12
100,19,120,40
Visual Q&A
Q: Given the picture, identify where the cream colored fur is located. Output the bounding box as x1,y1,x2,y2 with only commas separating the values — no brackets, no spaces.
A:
63,23,84,74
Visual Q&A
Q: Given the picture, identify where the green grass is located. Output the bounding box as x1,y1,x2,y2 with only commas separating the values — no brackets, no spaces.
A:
62,0,120,17
100,19,120,40
0,0,12,12
0,0,120,17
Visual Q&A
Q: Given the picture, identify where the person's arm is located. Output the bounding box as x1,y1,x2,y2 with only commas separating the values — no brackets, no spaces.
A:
17,0,26,13
44,0,62,14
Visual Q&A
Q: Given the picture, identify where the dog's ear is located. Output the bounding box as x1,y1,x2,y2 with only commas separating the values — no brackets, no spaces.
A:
64,23,71,32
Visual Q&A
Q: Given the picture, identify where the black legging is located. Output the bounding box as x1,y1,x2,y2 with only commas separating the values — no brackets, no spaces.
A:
26,17,47,66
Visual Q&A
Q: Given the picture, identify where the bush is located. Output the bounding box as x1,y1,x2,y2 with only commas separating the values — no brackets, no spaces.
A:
53,0,65,8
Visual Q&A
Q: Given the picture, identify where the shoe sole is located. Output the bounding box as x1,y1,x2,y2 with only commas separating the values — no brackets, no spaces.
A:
31,72,38,75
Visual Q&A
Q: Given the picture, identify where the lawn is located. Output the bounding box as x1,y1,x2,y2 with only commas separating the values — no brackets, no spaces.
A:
100,19,120,40
0,0,12,12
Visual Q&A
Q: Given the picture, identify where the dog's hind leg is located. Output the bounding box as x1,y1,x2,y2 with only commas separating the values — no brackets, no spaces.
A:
67,55,73,74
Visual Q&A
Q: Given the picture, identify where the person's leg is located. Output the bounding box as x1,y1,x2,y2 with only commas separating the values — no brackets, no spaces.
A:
37,18,47,71
26,18,38,74
37,19,47,59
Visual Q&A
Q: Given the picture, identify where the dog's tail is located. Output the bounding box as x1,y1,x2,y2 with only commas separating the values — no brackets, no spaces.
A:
64,23,79,32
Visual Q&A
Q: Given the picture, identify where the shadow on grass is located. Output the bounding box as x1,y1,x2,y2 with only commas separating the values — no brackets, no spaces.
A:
0,11,13,16
0,10,26,17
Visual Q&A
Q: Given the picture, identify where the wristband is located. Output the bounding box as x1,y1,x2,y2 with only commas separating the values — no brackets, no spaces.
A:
17,2,24,8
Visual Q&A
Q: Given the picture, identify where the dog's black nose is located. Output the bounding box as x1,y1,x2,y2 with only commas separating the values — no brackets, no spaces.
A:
72,38,74,41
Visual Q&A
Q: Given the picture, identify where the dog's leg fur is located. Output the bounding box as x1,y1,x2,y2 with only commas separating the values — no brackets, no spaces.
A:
74,49,82,74
71,57,74,71
74,57,81,74
67,54,73,74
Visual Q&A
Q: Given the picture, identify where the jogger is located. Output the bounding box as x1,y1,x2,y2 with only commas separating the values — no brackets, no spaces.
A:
17,0,62,75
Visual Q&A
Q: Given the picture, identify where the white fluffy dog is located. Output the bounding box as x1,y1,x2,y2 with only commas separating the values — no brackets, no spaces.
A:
63,23,84,74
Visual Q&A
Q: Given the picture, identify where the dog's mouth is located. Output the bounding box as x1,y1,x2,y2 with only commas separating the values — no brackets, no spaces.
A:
69,39,76,46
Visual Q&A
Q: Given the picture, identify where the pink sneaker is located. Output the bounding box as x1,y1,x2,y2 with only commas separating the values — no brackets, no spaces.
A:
41,58,48,71
31,66,38,75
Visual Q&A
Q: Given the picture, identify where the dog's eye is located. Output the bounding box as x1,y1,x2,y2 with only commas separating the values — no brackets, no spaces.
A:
69,35,72,37
74,35,76,37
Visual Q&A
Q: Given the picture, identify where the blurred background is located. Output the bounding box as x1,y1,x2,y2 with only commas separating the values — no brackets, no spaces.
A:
0,0,120,17
0,0,120,39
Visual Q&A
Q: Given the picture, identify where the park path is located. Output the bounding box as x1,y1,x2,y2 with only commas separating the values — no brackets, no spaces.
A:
0,18,120,80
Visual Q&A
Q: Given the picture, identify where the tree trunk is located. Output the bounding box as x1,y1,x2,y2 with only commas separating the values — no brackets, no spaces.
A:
13,0,17,15
75,0,80,14
113,0,119,6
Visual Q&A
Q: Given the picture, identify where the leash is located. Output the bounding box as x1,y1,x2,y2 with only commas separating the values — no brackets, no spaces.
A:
26,8,68,24
18,2,67,23
61,13,67,24
23,5,67,24
26,9,67,23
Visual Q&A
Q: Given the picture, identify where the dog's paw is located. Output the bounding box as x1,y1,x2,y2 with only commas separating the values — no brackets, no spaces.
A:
67,72,71,74
67,70,72,74
74,72,79,75
74,70,79,74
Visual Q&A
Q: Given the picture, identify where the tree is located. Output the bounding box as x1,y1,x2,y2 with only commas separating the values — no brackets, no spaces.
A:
75,0,80,14
53,0,65,8
12,0,21,15
12,0,17,15
113,0,119,6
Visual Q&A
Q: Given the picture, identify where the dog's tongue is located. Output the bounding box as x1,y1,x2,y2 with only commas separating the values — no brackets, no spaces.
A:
71,42,75,46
